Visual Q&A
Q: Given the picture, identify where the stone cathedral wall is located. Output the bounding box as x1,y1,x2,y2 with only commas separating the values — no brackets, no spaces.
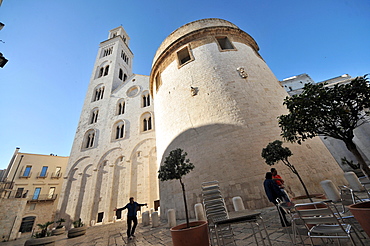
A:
150,18,346,219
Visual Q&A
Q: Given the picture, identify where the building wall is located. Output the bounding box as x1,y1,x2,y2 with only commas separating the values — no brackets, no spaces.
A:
57,27,158,228
0,198,27,241
0,151,68,240
280,73,315,96
150,18,346,219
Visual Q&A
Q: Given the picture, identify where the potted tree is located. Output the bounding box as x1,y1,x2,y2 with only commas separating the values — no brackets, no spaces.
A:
51,218,65,236
24,221,56,246
262,140,323,202
67,218,86,238
158,148,209,246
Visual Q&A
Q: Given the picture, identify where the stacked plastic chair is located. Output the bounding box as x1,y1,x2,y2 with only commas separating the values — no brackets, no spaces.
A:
202,181,236,246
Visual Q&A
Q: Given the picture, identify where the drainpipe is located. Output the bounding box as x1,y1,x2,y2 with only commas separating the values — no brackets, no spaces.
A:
8,215,17,241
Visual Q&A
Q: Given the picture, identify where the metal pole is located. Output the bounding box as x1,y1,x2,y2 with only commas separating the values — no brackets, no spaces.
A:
8,215,17,241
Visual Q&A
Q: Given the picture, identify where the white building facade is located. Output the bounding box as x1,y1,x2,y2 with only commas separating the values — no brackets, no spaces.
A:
60,19,348,224
57,27,158,227
150,19,345,218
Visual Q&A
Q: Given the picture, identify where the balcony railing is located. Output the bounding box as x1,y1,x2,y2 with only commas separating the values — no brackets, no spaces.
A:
36,172,49,179
0,189,29,199
28,194,58,202
19,172,32,179
0,181,14,191
51,172,62,179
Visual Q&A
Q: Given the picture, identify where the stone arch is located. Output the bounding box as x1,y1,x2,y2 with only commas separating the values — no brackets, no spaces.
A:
74,164,93,222
96,61,109,78
128,138,158,208
140,112,154,132
112,120,126,140
89,147,123,224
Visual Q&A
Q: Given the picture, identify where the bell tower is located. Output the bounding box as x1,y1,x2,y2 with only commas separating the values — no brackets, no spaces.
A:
94,26,133,93
58,26,157,226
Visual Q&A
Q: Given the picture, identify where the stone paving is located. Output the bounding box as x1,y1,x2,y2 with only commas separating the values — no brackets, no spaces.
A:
1,206,369,246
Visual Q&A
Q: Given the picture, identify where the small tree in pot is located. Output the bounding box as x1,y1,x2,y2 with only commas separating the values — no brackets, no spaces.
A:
262,140,313,202
67,218,86,238
25,221,56,246
158,148,194,228
51,218,66,235
158,148,209,246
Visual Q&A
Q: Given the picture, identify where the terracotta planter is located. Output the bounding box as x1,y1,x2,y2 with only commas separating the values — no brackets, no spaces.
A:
170,221,209,246
24,236,56,246
67,227,86,238
51,227,65,235
348,201,370,237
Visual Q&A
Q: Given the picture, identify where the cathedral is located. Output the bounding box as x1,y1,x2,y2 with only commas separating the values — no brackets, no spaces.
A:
58,18,345,225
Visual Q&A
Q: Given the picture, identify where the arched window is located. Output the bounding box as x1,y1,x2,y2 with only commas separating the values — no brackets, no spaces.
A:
116,99,125,115
119,69,123,80
142,92,150,107
114,121,125,140
141,113,153,132
104,65,109,76
19,216,36,233
103,47,113,57
90,108,99,124
123,74,127,81
93,85,105,102
155,72,162,92
98,67,104,78
83,129,96,149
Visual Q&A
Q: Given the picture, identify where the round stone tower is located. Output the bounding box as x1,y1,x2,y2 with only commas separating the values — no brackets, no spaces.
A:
150,18,345,218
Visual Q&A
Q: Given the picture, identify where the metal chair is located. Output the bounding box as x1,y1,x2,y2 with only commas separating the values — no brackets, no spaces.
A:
202,181,236,246
295,201,364,246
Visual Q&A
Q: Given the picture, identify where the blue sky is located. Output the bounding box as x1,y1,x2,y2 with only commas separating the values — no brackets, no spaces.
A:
0,0,369,169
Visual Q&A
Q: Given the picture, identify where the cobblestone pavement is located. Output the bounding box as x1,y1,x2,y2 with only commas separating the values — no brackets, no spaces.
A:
2,206,369,246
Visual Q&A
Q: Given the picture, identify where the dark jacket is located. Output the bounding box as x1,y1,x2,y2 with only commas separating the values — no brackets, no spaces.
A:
119,202,146,217
263,179,285,204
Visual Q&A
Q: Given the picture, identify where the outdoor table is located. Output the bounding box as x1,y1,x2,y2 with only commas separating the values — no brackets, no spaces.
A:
212,210,272,246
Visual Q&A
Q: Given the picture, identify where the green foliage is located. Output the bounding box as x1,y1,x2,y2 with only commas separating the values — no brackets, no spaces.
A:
278,75,370,177
262,140,312,201
261,140,292,166
72,218,84,228
341,157,360,170
158,148,194,181
55,218,65,229
158,148,194,228
34,221,53,238
279,75,370,144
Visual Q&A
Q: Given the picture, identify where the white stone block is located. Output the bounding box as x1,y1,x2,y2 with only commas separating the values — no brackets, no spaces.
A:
320,180,340,202
344,172,364,191
167,209,176,228
142,211,150,226
152,212,159,227
194,203,206,221
232,196,245,211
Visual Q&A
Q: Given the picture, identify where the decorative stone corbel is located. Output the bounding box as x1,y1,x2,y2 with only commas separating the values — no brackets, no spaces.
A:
237,67,248,79
191,86,199,96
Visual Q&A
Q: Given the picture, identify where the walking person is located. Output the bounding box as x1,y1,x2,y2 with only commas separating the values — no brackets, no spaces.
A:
114,197,147,240
263,172,291,227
